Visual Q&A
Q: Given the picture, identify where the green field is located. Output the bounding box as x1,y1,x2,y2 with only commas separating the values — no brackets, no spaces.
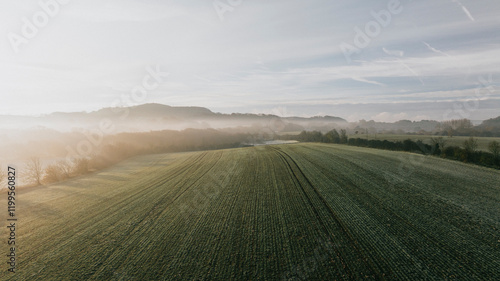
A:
359,134,500,152
1,144,499,280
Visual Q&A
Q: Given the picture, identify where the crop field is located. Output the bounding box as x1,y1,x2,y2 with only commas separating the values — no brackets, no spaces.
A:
1,143,499,280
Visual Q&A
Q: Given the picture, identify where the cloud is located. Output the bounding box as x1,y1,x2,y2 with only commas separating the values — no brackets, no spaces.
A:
423,42,450,57
64,0,189,23
452,0,475,21
371,112,408,122
382,47,404,57
270,106,289,117
414,115,430,121
1,0,499,121
396,59,425,85
350,77,385,86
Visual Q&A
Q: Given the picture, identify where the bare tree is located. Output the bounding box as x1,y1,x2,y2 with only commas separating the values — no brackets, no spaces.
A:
73,158,89,175
25,157,44,185
57,160,72,179
442,119,473,130
42,160,75,184
43,164,63,184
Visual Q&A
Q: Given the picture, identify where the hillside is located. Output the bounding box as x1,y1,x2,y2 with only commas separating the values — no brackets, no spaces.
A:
2,144,499,280
2,103,499,136
0,103,348,133
479,116,500,129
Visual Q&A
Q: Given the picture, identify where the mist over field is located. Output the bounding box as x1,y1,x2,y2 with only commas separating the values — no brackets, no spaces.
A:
1,0,500,279
1,103,499,189
1,103,498,162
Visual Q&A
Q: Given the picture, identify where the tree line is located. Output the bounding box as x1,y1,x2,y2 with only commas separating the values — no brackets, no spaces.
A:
280,130,500,169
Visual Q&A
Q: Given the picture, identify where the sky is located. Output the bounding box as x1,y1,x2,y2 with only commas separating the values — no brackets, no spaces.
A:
0,0,499,122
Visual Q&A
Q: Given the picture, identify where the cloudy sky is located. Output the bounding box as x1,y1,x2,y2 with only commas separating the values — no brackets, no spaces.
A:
1,0,499,121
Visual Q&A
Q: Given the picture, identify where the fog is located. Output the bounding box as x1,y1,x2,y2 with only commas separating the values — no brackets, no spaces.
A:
1,103,498,187
0,103,348,163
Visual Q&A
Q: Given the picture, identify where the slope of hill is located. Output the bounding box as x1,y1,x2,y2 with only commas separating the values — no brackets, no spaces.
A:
479,116,500,129
0,103,347,132
2,144,498,280
94,103,216,119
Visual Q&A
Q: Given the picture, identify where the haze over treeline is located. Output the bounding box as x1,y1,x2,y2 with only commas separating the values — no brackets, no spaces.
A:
1,103,500,166
0,103,347,133
2,103,500,133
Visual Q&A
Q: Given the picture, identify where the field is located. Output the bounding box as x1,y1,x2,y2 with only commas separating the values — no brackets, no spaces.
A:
1,143,499,280
359,134,500,152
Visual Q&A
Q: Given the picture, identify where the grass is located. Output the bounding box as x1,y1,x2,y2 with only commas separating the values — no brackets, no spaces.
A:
1,144,499,280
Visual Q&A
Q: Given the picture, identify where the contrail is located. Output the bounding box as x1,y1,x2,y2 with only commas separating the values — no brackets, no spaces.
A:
397,59,425,86
382,47,404,57
351,76,385,86
452,0,475,21
423,42,450,57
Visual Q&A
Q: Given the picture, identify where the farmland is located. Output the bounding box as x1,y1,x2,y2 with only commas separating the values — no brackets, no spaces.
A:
1,143,499,280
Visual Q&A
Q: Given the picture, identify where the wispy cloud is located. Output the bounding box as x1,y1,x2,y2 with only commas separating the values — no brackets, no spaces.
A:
1,0,499,121
452,0,475,21
396,60,425,85
423,42,450,57
350,76,385,86
382,47,404,57
372,112,408,122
